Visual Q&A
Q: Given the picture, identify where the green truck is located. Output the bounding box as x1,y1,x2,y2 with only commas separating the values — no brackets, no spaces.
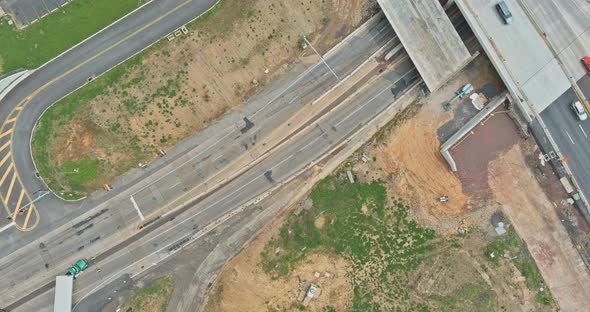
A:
66,259,88,277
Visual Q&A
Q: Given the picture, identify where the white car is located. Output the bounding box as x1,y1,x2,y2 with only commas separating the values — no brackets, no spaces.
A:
572,101,588,121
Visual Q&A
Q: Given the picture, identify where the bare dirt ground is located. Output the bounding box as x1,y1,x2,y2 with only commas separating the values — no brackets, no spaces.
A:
372,54,504,231
202,55,556,311
48,0,377,191
489,144,590,311
205,207,353,312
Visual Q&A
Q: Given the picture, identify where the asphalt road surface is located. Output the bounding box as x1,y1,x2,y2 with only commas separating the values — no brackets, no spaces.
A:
0,12,400,309
0,0,71,27
541,75,590,204
10,52,418,312
0,0,219,235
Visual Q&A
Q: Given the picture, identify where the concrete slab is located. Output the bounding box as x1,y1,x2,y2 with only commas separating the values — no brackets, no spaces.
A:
457,0,570,113
522,0,590,82
377,0,471,91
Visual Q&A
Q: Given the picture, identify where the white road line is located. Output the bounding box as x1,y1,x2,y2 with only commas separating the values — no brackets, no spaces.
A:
168,182,181,189
129,196,145,221
370,25,388,40
334,68,415,128
580,124,588,138
270,132,327,171
131,129,235,196
212,154,223,162
0,222,15,233
566,131,575,145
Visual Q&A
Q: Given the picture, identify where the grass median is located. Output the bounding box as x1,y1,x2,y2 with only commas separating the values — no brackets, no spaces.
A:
0,0,149,75
120,276,175,311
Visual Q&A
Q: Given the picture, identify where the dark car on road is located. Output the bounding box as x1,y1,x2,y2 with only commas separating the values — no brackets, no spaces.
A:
496,1,513,25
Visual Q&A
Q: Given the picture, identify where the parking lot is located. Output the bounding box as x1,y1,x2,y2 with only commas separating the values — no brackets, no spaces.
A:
0,0,71,28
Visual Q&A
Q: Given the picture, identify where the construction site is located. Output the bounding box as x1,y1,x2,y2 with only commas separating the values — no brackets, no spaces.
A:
4,0,590,311
196,1,590,310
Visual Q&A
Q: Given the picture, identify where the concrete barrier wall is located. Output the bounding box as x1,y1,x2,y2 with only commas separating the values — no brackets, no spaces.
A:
440,91,508,171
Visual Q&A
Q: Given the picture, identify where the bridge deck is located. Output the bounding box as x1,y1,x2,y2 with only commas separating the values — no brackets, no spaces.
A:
377,0,470,91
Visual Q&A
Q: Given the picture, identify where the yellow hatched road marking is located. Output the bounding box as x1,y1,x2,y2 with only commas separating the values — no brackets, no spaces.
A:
0,141,10,152
0,129,12,139
12,189,25,220
0,0,196,232
23,204,34,229
0,163,13,187
0,152,10,168
5,171,17,204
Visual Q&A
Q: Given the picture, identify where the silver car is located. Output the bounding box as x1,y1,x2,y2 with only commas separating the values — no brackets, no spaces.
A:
572,101,588,121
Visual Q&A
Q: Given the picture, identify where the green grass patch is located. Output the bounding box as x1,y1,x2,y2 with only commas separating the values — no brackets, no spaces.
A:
60,158,99,189
483,228,554,306
0,0,149,74
122,275,175,311
32,50,146,198
261,175,445,310
429,283,496,312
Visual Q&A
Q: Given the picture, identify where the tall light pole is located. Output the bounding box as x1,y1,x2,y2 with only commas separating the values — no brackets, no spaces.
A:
303,36,341,82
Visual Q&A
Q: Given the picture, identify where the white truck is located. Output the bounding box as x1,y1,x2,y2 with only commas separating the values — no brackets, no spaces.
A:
54,275,74,312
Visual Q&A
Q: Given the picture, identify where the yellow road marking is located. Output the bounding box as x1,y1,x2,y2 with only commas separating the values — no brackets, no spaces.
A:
0,152,10,168
20,206,39,231
0,0,195,232
0,141,10,153
1,194,10,216
0,129,12,139
12,189,24,221
23,203,34,229
5,171,17,204
0,163,13,187
7,0,194,117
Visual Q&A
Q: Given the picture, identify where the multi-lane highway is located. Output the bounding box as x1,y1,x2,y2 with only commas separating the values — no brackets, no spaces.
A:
13,55,419,312
541,76,590,204
0,10,405,309
0,0,480,309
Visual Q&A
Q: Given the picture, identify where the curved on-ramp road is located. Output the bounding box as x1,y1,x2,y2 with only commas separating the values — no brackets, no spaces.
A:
0,0,220,234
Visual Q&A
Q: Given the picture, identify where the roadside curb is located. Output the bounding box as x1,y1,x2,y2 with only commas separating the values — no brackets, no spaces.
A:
0,70,33,103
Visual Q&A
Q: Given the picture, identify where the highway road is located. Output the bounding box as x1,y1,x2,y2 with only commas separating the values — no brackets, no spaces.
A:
0,12,402,309
0,10,395,251
10,52,419,312
0,2,476,309
541,76,590,206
